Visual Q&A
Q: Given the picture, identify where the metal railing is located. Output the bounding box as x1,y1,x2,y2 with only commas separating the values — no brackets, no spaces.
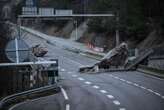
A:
0,84,60,109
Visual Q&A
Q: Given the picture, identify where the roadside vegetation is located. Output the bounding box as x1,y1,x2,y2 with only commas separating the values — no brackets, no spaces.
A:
15,0,164,49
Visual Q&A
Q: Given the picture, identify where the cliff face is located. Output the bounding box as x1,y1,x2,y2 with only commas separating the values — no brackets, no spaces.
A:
18,0,164,51
138,30,164,49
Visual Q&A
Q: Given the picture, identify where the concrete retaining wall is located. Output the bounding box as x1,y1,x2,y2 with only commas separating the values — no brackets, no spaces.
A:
148,56,164,70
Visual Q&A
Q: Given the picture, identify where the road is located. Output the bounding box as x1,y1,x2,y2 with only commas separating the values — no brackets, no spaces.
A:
10,32,164,110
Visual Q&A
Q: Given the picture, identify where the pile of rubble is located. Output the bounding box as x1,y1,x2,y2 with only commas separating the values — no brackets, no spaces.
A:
79,43,129,73
32,44,48,57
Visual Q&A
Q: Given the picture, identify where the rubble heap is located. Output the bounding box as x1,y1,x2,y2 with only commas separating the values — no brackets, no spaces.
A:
79,43,129,73
32,44,48,57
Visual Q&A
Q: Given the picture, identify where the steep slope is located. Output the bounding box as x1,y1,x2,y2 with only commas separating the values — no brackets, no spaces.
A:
138,30,164,49
70,20,88,41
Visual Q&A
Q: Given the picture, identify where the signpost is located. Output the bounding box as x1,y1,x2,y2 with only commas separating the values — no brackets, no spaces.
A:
5,39,29,63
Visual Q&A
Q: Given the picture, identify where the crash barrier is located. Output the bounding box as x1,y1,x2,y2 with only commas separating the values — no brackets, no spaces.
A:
137,65,164,79
0,23,59,108
0,84,60,109
126,49,154,70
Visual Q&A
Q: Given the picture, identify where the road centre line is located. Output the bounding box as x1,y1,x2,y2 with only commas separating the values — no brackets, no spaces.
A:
113,100,121,105
60,87,69,100
68,72,72,74
59,65,125,108
126,81,132,84
162,96,164,99
66,104,70,110
147,89,154,93
85,81,92,85
133,83,139,87
154,92,161,96
100,90,108,94
93,85,100,89
78,77,85,81
61,69,66,72
140,86,146,89
111,75,163,99
60,87,70,110
107,95,114,99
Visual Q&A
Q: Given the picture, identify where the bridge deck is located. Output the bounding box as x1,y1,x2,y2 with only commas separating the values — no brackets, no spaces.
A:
19,14,114,18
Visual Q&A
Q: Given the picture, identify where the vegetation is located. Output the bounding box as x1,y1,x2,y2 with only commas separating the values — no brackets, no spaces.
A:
15,0,164,44
87,0,164,42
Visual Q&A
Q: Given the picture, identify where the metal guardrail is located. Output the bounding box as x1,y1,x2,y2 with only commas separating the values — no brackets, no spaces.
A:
149,55,164,60
137,65,164,79
126,49,154,70
0,84,60,109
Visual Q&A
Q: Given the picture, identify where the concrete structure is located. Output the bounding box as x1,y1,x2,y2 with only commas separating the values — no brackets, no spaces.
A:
148,56,164,70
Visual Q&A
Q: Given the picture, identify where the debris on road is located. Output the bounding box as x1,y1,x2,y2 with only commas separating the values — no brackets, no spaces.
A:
32,44,48,57
79,43,128,73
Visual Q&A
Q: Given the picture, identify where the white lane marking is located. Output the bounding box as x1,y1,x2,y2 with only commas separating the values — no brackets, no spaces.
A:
100,90,108,94
154,92,161,96
68,72,72,74
85,81,92,85
133,83,139,87
93,85,100,89
107,95,114,99
119,108,126,110
78,77,85,81
162,96,164,99
60,87,69,100
72,75,78,77
61,68,65,72
126,81,132,84
137,70,164,81
114,76,119,79
147,89,154,93
113,100,121,105
66,104,70,110
112,75,164,99
140,86,146,89
119,78,125,82
121,79,126,82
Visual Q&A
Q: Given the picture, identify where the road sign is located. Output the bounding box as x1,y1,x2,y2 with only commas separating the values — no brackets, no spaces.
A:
5,39,29,63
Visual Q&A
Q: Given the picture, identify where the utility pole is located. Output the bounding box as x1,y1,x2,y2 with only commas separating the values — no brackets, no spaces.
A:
75,20,78,41
115,12,120,46
73,20,78,41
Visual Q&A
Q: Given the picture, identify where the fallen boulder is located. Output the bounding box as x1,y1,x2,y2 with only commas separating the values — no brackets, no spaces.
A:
32,44,48,57
79,43,128,73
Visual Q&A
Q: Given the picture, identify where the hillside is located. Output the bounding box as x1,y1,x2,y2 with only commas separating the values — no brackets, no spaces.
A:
14,0,164,51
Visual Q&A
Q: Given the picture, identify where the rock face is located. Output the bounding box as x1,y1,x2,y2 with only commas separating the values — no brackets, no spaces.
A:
97,43,128,69
32,44,48,57
79,43,128,73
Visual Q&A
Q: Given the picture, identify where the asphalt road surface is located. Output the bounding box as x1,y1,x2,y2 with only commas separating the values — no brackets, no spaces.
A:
10,32,164,110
